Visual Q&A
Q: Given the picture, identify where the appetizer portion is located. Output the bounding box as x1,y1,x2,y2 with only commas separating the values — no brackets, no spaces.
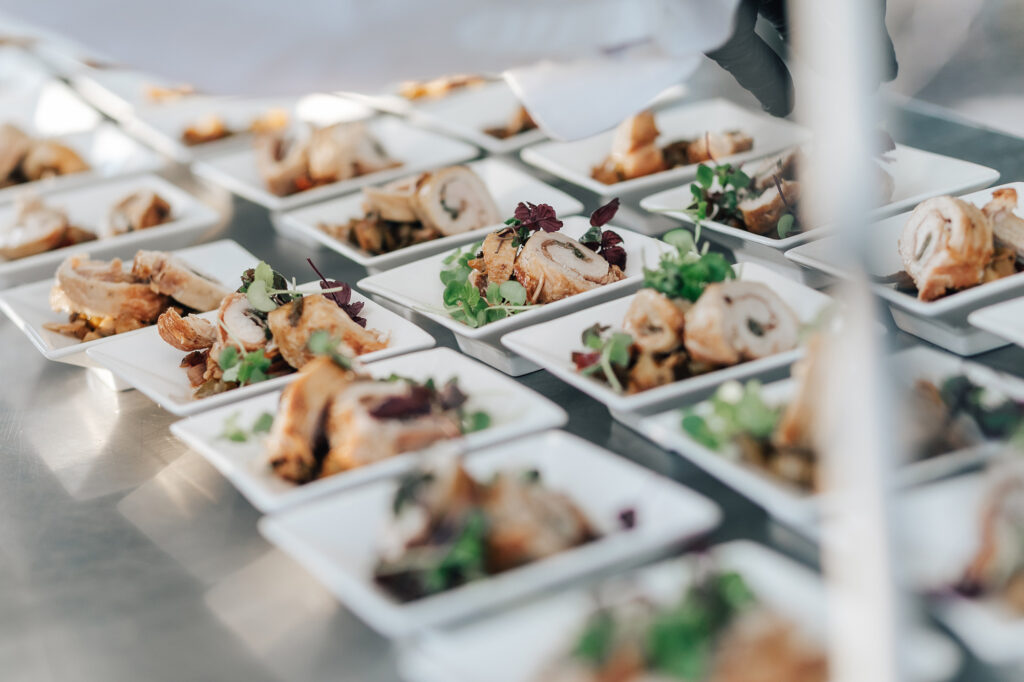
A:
439,199,626,328
483,105,537,140
255,121,400,196
398,74,486,100
145,83,196,103
159,260,389,399
45,249,228,342
541,562,826,682
318,165,501,255
897,188,1024,301
0,123,89,189
0,189,174,261
181,109,289,146
375,455,596,601
573,229,798,394
591,110,752,184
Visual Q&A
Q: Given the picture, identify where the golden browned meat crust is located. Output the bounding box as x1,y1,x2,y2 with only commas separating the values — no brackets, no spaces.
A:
266,294,387,370
156,308,216,351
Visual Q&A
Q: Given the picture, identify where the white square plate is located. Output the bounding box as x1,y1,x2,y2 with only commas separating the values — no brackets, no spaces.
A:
258,429,721,637
277,157,583,272
901,469,1024,665
786,183,1024,354
399,540,959,682
636,346,1024,529
170,346,568,512
0,174,219,288
85,282,436,416
193,116,478,211
520,98,808,196
639,144,1000,251
0,239,255,368
967,297,1024,350
501,262,833,415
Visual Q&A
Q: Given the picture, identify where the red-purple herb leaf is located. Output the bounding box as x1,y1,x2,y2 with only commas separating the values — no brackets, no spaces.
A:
513,202,563,233
589,197,620,227
307,257,368,328
571,350,601,371
369,385,433,419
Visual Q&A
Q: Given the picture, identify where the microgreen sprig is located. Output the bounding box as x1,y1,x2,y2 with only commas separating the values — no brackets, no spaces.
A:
576,323,634,394
642,228,735,303
439,241,536,328
219,411,274,442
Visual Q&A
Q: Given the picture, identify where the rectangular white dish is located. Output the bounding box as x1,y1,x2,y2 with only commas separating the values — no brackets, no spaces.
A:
357,216,675,375
85,281,436,415
520,98,808,196
170,346,568,512
193,116,478,212
967,297,1024,352
258,429,721,637
501,262,833,415
276,157,583,272
0,173,219,288
785,182,1024,355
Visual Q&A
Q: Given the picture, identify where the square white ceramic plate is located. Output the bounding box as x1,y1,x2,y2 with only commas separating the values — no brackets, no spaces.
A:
0,239,256,369
901,468,1024,665
967,297,1024,351
403,541,961,682
170,346,568,512
399,540,960,682
277,157,583,272
193,116,479,211
785,182,1024,355
357,217,675,375
520,98,809,196
640,144,999,252
85,282,436,415
501,262,833,415
636,345,1024,530
258,429,721,637
0,174,220,288
0,121,164,206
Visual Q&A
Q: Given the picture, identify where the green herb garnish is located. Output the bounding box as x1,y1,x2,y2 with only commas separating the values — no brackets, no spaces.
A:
643,228,735,303
307,329,353,369
439,241,535,328
219,411,275,442
681,380,781,450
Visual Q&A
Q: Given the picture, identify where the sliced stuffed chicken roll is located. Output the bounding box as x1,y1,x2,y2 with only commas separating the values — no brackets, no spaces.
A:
683,280,800,366
898,196,994,301
51,254,169,323
412,166,501,236
513,231,625,304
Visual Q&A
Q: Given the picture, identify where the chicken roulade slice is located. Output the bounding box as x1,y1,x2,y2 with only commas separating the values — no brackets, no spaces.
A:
474,229,517,285
308,121,397,183
739,180,800,235
683,280,800,366
255,132,309,196
686,130,754,164
21,140,89,180
266,356,359,483
362,176,419,222
108,191,172,235
131,250,228,311
412,166,500,236
266,293,388,369
0,196,81,260
156,308,217,351
0,123,32,183
981,188,1024,260
513,231,625,304
622,288,689,354
51,254,169,322
611,110,660,156
897,196,994,301
214,292,269,352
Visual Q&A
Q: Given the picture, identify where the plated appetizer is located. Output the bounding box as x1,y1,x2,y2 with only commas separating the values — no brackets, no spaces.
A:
181,108,289,146
896,188,1024,301
144,83,196,103
0,123,89,189
255,120,400,197
375,454,599,602
572,229,798,394
440,199,626,328
591,110,752,185
317,165,501,255
483,105,537,140
158,259,389,399
398,74,487,100
541,560,826,682
45,249,227,342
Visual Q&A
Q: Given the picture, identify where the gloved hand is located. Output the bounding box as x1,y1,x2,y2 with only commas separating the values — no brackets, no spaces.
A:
706,0,899,116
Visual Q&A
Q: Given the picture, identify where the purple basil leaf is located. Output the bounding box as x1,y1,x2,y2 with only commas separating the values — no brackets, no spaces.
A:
601,245,628,270
513,201,563,233
369,385,433,419
589,197,620,227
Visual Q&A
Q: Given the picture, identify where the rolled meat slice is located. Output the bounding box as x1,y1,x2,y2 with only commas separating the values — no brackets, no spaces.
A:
686,130,754,164
214,292,268,352
20,140,89,180
266,294,387,369
0,196,75,260
622,288,689,354
513,231,625,304
131,250,228,311
108,191,172,235
362,176,419,222
476,229,516,285
0,123,32,183
982,188,1024,260
157,308,217,351
898,196,994,301
739,180,800,235
683,281,800,366
611,110,659,156
308,121,397,183
51,254,169,322
412,166,501,236
255,132,309,196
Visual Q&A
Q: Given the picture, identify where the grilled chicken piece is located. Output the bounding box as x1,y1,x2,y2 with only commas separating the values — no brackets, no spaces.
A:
0,196,80,260
0,123,32,183
749,149,801,192
157,308,217,351
982,188,1024,259
321,382,461,477
413,166,500,236
739,180,800,235
708,611,828,682
898,196,994,301
308,121,397,183
477,229,516,285
51,254,169,322
214,292,268,352
266,356,358,483
622,289,689,354
21,140,89,180
131,250,227,310
362,177,419,222
109,191,172,235
255,132,310,196
514,231,624,304
611,110,659,156
619,143,667,180
686,130,754,164
181,114,230,146
266,294,387,369
683,281,800,366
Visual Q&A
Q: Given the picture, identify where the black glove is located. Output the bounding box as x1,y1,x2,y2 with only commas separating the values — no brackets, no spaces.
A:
706,0,899,117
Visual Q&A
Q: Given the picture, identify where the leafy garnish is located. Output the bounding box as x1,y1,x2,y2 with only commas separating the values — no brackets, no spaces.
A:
307,329,354,369
219,411,274,442
643,228,735,302
461,410,491,433
574,323,634,393
306,257,367,327
580,198,627,270
420,510,489,595
681,380,781,450
684,162,750,226
218,345,272,385
439,241,535,328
